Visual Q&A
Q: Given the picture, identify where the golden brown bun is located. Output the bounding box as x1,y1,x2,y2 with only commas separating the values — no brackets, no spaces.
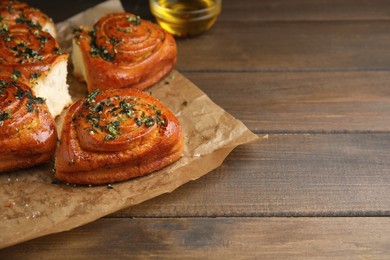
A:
72,13,176,92
0,24,71,117
0,0,56,38
0,80,57,172
55,88,184,185
0,24,67,85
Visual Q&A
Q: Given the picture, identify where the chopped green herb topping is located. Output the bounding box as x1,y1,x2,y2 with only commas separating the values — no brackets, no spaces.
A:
15,15,42,29
134,117,142,126
2,35,12,42
10,70,21,80
89,28,96,38
30,72,40,81
89,45,115,62
105,121,121,140
81,91,165,141
126,15,141,25
37,34,48,43
13,86,45,112
84,89,100,105
85,24,127,62
119,100,134,117
0,23,9,34
12,42,43,63
145,118,155,127
14,88,24,99
109,37,121,46
89,28,116,62
53,47,63,55
86,112,100,125
117,27,132,33
26,96,44,112
0,111,10,122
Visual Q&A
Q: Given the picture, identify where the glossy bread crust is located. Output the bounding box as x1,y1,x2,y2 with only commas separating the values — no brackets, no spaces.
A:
56,88,184,184
0,0,56,37
72,13,176,92
0,24,67,86
0,80,57,172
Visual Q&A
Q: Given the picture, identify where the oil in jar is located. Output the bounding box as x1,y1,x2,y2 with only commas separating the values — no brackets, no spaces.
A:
150,0,221,37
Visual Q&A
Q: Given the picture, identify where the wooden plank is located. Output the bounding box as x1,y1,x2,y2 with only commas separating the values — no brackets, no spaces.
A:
125,0,390,23
1,217,390,258
176,20,390,71
25,0,390,23
111,133,390,217
183,71,390,132
219,0,390,22
23,1,390,71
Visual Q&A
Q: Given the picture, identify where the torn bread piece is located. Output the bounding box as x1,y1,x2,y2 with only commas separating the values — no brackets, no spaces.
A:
0,25,71,117
0,0,57,38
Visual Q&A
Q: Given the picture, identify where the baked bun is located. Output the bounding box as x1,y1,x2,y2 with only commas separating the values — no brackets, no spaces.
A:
72,13,176,92
0,24,71,117
0,80,57,172
56,88,184,185
0,0,56,38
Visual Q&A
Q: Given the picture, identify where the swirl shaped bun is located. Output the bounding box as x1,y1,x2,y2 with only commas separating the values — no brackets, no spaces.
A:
72,13,177,92
0,0,56,38
56,88,184,184
0,80,57,172
0,24,71,117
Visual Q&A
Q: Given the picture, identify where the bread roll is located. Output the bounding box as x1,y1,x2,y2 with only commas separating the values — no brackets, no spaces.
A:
0,0,56,38
0,80,57,172
0,25,71,117
56,88,184,184
72,13,176,92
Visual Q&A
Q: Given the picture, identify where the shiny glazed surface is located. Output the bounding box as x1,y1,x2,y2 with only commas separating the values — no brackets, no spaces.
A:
0,0,54,33
56,88,184,184
0,80,57,172
0,24,67,87
73,13,176,92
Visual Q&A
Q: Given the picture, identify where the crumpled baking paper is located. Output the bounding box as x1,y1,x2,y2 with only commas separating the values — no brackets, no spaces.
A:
0,0,258,249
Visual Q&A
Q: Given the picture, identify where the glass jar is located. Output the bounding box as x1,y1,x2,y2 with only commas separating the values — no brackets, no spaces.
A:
149,0,222,37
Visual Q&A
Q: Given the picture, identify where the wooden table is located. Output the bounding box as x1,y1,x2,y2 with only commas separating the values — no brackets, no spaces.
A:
2,0,390,258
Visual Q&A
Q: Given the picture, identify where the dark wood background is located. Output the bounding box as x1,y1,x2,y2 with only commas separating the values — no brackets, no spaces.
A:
1,0,390,258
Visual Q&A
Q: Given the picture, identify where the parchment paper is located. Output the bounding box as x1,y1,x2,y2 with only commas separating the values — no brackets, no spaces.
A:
0,0,258,249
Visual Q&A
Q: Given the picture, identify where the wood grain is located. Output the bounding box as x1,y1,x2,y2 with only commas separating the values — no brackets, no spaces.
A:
25,0,390,23
23,0,390,72
1,217,389,258
20,0,390,72
176,20,390,71
5,0,390,258
183,71,390,132
111,133,390,217
218,0,390,22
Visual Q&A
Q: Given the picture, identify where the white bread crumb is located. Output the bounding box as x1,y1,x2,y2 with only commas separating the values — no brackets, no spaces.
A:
72,39,87,83
32,58,72,118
